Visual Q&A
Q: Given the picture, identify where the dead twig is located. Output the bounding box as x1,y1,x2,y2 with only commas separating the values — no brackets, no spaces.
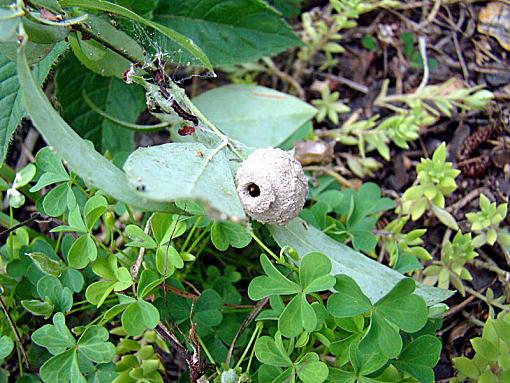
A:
225,297,269,365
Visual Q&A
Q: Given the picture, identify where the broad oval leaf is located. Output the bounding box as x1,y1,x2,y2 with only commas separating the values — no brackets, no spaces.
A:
193,85,316,148
153,0,301,66
124,142,245,220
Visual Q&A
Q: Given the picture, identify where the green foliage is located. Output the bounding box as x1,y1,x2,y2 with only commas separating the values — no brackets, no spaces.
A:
453,311,510,382
55,55,146,155
152,0,301,66
302,182,394,253
32,312,116,382
249,252,335,338
401,142,460,228
312,83,350,125
0,336,13,362
192,84,317,148
114,331,167,383
0,1,482,381
423,232,478,296
466,194,510,248
379,216,431,273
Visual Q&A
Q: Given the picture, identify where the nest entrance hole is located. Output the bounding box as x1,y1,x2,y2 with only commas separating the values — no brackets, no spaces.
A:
246,183,261,197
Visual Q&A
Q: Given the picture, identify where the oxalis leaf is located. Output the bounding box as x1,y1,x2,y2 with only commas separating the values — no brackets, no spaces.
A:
32,313,115,383
123,142,245,220
0,42,67,164
16,43,179,213
269,218,453,305
153,0,301,66
193,85,316,148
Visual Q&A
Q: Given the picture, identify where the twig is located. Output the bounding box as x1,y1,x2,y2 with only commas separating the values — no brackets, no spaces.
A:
416,36,429,93
303,165,357,188
322,73,369,94
130,218,152,285
0,213,41,238
464,285,509,311
0,296,29,369
468,259,510,282
225,297,269,365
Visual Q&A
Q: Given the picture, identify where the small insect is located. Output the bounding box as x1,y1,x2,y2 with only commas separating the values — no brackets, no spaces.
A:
136,184,146,192
196,150,204,158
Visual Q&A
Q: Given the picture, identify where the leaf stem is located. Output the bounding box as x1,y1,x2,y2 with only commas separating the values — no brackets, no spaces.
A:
250,232,280,263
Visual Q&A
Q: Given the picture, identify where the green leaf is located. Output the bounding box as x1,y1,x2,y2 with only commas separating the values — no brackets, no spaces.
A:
327,275,372,318
279,293,316,338
60,0,212,69
269,218,453,305
193,85,316,148
55,55,146,155
30,146,70,191
393,335,441,383
0,42,67,164
299,252,335,293
296,353,329,383
32,312,75,355
125,224,157,249
137,269,163,299
22,299,54,318
77,326,115,363
39,349,84,383
453,356,480,378
211,221,252,251
375,278,428,333
194,289,223,328
471,337,499,362
255,336,293,368
86,254,132,306
37,275,73,313
121,300,160,336
68,14,145,78
155,244,183,275
124,142,245,219
153,0,300,66
431,204,459,231
27,251,65,276
150,212,186,244
60,268,84,293
248,254,300,300
0,336,13,361
68,234,97,269
17,44,177,212
42,183,71,217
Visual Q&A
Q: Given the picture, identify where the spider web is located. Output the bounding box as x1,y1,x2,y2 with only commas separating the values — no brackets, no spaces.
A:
127,21,215,83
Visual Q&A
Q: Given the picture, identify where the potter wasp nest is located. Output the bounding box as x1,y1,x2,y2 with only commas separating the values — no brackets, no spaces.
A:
235,148,308,226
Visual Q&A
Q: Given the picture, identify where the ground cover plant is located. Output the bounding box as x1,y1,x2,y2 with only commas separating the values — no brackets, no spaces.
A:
0,0,509,382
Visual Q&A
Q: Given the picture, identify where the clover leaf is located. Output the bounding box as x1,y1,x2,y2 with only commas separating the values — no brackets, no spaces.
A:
211,221,252,251
0,336,14,362
32,313,115,383
249,252,335,338
393,335,442,383
30,147,70,192
255,333,329,383
85,254,132,307
328,276,428,358
22,275,73,318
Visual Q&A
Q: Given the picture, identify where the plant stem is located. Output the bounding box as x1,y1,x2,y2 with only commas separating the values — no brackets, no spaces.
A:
182,216,202,253
250,232,280,263
0,296,29,369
